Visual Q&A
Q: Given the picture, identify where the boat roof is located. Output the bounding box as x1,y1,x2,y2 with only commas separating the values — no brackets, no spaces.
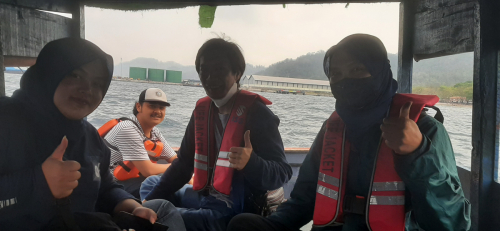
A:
19,1,400,13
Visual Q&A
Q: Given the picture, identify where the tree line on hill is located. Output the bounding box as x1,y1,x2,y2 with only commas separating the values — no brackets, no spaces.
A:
413,81,473,100
255,51,474,88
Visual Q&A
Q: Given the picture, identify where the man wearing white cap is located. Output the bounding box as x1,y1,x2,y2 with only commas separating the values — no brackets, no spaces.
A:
102,88,178,198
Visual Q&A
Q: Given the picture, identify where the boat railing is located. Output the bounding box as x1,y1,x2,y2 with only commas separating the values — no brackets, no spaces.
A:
170,147,470,200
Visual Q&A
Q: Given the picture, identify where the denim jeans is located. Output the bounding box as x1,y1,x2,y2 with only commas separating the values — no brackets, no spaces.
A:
143,199,187,231
140,175,236,231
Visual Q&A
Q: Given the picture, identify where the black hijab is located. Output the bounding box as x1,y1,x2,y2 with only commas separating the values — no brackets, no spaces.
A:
324,34,398,147
11,38,113,156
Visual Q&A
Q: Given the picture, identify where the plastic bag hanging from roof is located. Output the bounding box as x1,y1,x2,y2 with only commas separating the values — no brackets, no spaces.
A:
199,5,217,28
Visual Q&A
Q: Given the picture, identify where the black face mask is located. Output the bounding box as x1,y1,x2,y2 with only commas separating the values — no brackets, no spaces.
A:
331,77,380,110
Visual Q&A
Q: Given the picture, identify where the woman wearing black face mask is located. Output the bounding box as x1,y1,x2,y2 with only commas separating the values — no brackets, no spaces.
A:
227,34,470,231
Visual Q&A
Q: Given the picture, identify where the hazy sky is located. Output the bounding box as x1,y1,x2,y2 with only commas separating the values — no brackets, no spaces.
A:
85,3,399,67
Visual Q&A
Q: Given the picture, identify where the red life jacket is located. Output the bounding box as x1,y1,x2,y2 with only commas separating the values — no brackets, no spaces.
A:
313,94,439,230
98,118,164,181
192,90,272,195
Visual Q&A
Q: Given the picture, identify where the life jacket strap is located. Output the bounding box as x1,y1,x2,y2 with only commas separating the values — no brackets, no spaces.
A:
118,117,152,141
425,106,444,123
118,117,136,126
117,161,132,172
103,139,119,152
369,195,405,205
149,156,160,162
152,141,157,150
149,155,170,162
343,195,366,215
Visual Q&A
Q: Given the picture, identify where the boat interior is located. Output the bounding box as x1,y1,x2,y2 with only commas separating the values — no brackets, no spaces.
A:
0,0,499,230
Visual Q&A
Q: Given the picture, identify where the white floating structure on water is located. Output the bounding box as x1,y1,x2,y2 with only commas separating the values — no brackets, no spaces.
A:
242,75,330,91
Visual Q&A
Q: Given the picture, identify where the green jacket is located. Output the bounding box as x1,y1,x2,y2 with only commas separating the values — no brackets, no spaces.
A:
267,114,471,231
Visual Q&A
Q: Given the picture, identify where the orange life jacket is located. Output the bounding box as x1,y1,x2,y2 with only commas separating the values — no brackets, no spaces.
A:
313,94,439,230
98,118,164,181
192,90,272,195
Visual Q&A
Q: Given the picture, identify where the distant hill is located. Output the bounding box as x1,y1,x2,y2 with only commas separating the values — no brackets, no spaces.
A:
256,51,327,81
410,52,473,87
114,58,266,80
244,64,266,78
256,51,473,87
117,51,473,87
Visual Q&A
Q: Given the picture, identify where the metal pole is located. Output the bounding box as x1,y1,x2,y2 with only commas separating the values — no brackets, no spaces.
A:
397,0,415,93
70,1,85,39
0,23,4,97
470,0,500,230
0,39,4,97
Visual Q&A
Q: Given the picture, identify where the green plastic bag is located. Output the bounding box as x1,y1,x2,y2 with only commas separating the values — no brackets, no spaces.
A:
199,5,217,28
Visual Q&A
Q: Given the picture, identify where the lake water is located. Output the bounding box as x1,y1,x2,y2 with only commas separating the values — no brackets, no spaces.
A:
3,73,473,170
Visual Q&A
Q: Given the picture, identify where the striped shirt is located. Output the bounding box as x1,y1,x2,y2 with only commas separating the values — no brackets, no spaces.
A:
104,115,177,174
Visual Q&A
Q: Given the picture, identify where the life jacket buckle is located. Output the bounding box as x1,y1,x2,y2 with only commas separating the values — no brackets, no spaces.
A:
343,195,366,215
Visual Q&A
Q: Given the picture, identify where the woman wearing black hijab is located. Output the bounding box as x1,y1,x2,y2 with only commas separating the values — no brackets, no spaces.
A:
227,34,470,231
0,38,185,230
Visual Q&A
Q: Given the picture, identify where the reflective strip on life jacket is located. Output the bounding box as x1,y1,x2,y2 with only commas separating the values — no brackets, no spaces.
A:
316,173,340,200
216,151,232,167
216,159,232,168
318,172,340,187
317,185,339,200
194,161,208,171
371,182,405,191
369,195,405,205
218,151,230,159
195,153,208,162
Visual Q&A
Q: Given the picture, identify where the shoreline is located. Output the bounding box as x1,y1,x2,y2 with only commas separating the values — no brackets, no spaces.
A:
111,78,473,106
436,102,473,108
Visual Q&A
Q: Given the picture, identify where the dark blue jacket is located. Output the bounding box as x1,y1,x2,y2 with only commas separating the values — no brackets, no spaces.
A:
145,101,293,214
0,99,135,230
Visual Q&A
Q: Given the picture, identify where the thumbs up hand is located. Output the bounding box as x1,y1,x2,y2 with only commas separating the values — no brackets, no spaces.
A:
381,102,423,155
42,136,81,198
228,130,253,170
